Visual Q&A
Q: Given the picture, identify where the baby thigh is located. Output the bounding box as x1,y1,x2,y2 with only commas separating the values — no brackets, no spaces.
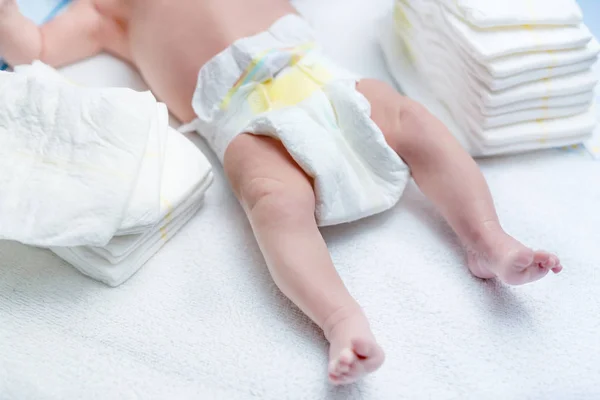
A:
223,133,361,332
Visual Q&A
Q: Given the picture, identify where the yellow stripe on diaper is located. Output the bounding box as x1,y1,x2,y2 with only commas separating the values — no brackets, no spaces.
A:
220,42,317,110
247,62,333,114
159,197,174,242
541,77,552,108
162,197,174,221
393,1,412,32
393,2,416,63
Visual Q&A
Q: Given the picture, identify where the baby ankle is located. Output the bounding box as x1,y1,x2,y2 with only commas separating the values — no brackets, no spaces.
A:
322,305,366,342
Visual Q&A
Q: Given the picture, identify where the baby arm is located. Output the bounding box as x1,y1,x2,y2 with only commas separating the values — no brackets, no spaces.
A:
0,0,105,67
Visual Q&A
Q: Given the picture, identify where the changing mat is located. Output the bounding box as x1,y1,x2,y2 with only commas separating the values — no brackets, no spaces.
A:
1,0,599,399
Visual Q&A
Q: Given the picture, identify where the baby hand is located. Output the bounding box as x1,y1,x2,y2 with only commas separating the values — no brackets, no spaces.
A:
0,0,17,17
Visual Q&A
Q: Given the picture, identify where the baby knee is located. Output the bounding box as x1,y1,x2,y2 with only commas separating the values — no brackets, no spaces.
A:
358,79,435,153
388,97,444,159
241,177,316,224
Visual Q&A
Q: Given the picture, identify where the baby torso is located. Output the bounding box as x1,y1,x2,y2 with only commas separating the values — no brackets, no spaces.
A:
94,0,296,121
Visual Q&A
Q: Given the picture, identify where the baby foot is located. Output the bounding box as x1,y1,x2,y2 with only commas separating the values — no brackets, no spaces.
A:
325,309,385,385
328,338,385,385
467,227,562,285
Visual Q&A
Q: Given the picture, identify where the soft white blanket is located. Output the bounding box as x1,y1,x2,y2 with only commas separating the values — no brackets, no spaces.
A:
1,0,599,398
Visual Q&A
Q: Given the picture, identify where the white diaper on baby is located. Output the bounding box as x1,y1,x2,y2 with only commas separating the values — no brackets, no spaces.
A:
0,66,159,247
186,14,410,226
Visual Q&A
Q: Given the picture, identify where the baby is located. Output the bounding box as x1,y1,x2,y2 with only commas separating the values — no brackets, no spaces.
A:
0,0,562,385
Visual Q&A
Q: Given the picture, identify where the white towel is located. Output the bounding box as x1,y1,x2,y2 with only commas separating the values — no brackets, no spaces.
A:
2,0,600,397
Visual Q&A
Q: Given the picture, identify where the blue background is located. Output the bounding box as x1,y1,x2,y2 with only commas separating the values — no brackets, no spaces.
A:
578,0,600,36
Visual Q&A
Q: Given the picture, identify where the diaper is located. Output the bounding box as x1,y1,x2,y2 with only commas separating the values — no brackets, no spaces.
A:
3,61,213,286
443,9,592,61
399,1,600,89
394,2,598,114
440,0,583,28
395,0,598,100
380,0,598,157
0,66,158,247
485,39,600,78
13,61,169,236
186,14,410,226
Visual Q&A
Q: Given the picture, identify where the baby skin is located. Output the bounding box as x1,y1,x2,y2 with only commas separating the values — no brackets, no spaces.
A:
0,0,562,385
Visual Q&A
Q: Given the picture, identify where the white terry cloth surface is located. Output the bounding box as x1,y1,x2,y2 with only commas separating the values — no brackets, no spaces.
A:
0,65,157,247
1,1,600,399
190,14,409,226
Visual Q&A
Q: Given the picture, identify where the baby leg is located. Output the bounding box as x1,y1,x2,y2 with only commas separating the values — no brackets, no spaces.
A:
224,134,384,385
357,79,562,285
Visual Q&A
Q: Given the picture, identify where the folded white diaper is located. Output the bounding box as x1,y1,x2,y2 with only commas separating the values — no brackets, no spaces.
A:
394,0,598,107
379,4,599,157
484,90,596,116
2,61,213,286
467,106,598,147
51,150,212,287
396,0,600,85
14,61,170,235
468,38,600,82
469,40,600,88
186,14,410,226
440,0,583,28
471,102,593,129
51,191,206,287
88,129,213,262
443,9,592,61
0,66,158,247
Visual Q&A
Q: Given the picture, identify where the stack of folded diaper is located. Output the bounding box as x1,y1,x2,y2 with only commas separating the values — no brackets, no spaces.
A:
379,0,599,156
0,62,212,286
